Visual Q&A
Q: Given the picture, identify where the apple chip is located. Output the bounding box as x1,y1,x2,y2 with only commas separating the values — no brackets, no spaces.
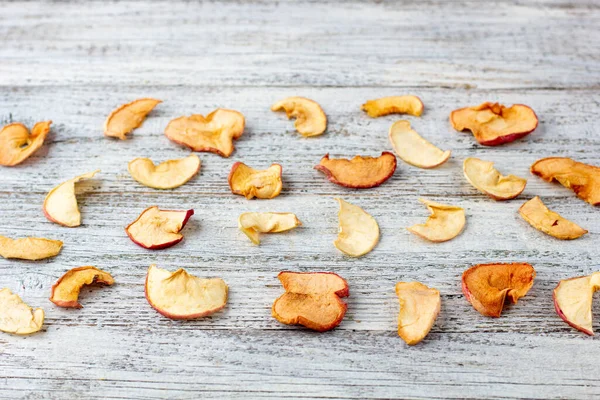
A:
228,162,283,200
238,212,301,245
389,120,450,169
50,266,114,308
462,263,535,317
531,157,600,206
164,109,245,157
463,157,527,200
314,152,397,189
395,282,441,345
126,206,193,249
271,97,327,137
450,102,538,146
361,95,424,117
272,271,349,332
0,236,63,260
334,198,379,257
104,98,161,140
43,170,100,227
0,288,44,335
554,272,600,336
128,154,200,189
0,121,52,166
145,265,228,319
519,196,587,240
407,199,465,242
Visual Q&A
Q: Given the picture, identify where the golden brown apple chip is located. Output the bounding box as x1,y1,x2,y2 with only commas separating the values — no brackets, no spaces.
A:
334,198,379,257
463,157,527,200
271,97,327,137
125,206,194,250
462,263,535,317
396,282,441,345
0,288,44,335
314,152,397,188
361,95,424,117
0,236,63,260
43,170,100,227
164,109,245,157
407,199,465,242
450,102,538,146
531,157,600,206
228,162,283,200
389,120,451,169
554,272,600,336
145,265,228,320
519,196,587,240
104,98,161,140
128,154,201,189
238,212,301,245
272,271,349,332
0,121,52,166
50,266,114,308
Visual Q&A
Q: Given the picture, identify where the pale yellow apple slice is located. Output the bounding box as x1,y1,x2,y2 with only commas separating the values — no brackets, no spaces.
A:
554,272,600,335
43,170,100,227
128,154,201,189
408,199,465,242
463,157,527,200
0,236,63,260
104,98,162,140
145,265,228,320
238,212,301,245
389,120,450,169
519,196,587,240
50,266,115,308
362,95,424,117
334,198,379,257
0,288,44,335
395,281,440,345
228,162,283,200
271,97,327,137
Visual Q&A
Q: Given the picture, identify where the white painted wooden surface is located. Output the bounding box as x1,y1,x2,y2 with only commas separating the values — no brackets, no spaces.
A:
1,1,599,399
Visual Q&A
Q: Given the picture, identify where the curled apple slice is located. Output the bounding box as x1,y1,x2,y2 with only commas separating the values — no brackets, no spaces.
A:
407,199,465,242
0,288,44,335
314,152,397,189
128,154,201,189
271,97,327,137
463,157,527,200
450,102,538,146
272,271,349,332
0,236,63,260
239,212,301,245
145,265,228,320
389,120,450,169
164,109,245,157
531,157,600,206
519,196,587,240
43,170,100,227
228,162,283,200
554,272,600,335
126,206,193,249
361,95,424,117
104,98,161,140
462,263,535,317
0,121,52,166
396,282,440,345
50,266,114,308
334,198,379,257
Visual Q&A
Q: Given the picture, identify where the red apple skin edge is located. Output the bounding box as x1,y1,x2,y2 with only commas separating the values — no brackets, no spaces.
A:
553,282,594,336
42,202,74,227
461,274,502,318
227,162,283,193
313,152,397,189
125,208,194,250
49,268,114,308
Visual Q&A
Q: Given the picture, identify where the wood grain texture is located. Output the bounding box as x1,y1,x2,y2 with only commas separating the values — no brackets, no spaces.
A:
0,1,599,399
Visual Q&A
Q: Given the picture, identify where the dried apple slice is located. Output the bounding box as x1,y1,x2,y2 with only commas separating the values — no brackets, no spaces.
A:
334,198,379,257
0,236,63,260
228,162,283,200
272,271,349,332
0,288,44,335
407,199,465,242
361,95,424,117
239,212,301,245
128,154,200,189
553,272,600,335
164,109,245,157
519,196,587,240
314,152,397,189
271,97,327,137
145,265,228,319
388,120,450,169
126,206,193,249
395,282,440,345
50,266,114,308
0,121,52,166
450,102,538,146
463,157,527,200
531,157,600,206
462,263,535,317
104,98,161,140
43,170,100,227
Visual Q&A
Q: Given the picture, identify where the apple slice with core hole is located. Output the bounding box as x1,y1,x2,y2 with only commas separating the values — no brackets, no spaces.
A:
396,282,441,345
0,121,52,166
104,98,161,140
519,196,587,240
126,206,194,249
0,236,63,260
128,154,201,189
271,97,327,137
389,120,450,169
43,170,100,227
553,272,600,336
463,157,526,200
362,95,424,117
50,266,114,308
238,212,301,245
334,198,379,257
228,162,283,200
0,288,44,335
408,199,465,242
314,152,396,188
